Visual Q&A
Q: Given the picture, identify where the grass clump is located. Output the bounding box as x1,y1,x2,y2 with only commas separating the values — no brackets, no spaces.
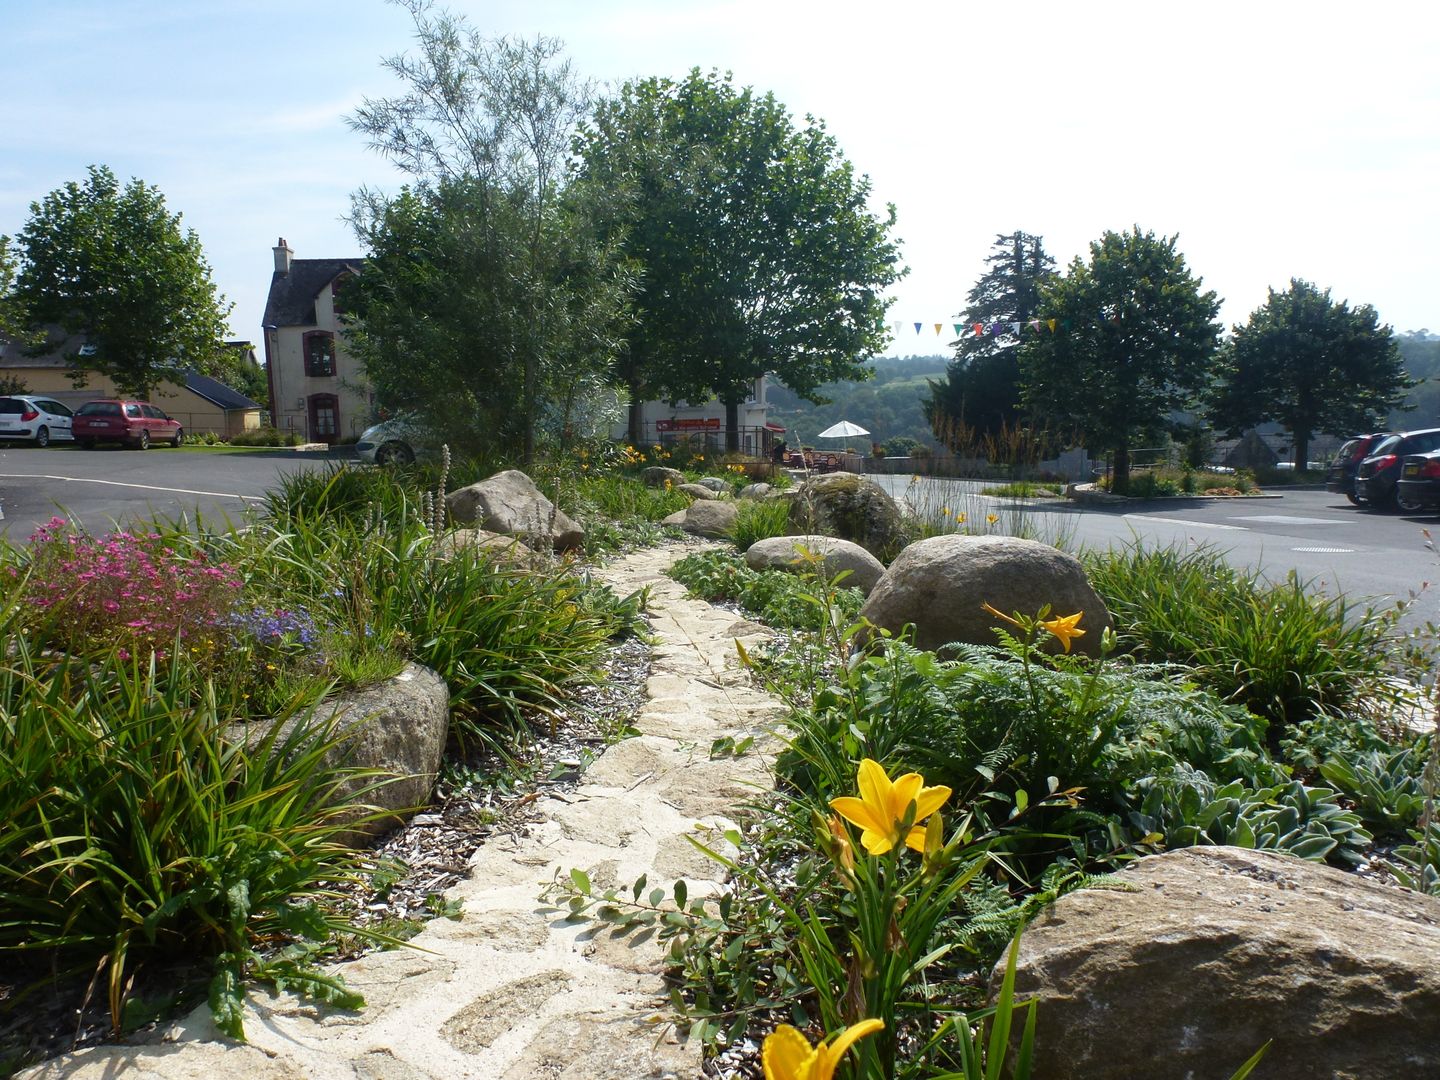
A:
728,497,792,551
1082,542,1406,737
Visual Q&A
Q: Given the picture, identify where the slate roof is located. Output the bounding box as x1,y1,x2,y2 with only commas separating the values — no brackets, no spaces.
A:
184,372,262,411
262,259,362,328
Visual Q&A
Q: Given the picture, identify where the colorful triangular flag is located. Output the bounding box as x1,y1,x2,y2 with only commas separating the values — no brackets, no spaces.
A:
933,323,943,336
914,322,922,335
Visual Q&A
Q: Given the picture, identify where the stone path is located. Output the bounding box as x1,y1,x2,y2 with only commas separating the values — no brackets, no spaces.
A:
24,543,783,1080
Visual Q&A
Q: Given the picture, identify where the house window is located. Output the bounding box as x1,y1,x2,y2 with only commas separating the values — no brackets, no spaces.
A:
303,331,335,377
330,273,353,318
308,393,339,443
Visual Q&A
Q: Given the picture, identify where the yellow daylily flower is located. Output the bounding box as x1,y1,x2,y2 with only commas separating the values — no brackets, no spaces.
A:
763,1019,884,1080
986,513,999,525
830,758,952,855
954,511,966,523
1041,611,1086,653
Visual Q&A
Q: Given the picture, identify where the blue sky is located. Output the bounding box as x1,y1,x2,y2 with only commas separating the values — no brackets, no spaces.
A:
3,0,1438,357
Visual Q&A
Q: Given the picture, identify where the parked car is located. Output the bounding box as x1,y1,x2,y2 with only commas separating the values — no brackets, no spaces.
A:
1395,448,1440,512
0,395,76,446
1325,432,1390,505
355,418,420,465
72,399,184,450
1354,428,1440,510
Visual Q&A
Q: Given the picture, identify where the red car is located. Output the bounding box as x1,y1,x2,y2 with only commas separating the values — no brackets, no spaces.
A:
72,400,184,450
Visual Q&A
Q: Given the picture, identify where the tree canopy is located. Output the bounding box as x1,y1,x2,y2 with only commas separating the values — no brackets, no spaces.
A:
1208,279,1412,468
12,165,232,397
575,69,905,449
347,6,630,461
925,230,1055,447
1020,228,1222,490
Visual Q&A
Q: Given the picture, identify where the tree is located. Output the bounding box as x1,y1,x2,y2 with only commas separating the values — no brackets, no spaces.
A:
575,70,904,450
1208,279,1412,469
0,235,36,349
1021,228,1222,491
925,231,1055,444
348,4,630,462
345,178,630,457
13,165,231,397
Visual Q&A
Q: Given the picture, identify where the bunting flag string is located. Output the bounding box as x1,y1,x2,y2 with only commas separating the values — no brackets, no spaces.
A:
888,314,1109,338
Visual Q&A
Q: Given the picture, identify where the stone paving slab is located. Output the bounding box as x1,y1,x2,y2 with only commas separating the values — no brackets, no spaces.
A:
21,542,777,1080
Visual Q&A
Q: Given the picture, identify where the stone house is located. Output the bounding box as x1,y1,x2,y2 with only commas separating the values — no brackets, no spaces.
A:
262,239,366,443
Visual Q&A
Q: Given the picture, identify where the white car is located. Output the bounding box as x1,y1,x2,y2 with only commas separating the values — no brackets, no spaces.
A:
0,395,76,446
355,418,420,465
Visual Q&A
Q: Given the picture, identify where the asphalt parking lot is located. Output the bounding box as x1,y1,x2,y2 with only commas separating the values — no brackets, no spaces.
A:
0,443,351,537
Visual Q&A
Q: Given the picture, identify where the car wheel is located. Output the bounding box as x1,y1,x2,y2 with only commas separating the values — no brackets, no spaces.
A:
376,441,414,466
171,428,184,448
1397,491,1425,513
135,430,150,451
1345,493,1362,506
78,438,95,450
34,426,50,448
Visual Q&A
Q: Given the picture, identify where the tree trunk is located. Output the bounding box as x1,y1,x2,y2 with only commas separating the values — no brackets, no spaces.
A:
1293,431,1310,472
521,352,536,467
627,376,644,446
1112,443,1131,493
724,398,740,454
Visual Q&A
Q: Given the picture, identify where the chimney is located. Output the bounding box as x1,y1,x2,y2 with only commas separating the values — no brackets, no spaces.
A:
273,237,293,275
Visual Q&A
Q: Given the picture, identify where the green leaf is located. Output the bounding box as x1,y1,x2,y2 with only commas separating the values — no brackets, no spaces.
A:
208,958,246,1041
569,867,591,894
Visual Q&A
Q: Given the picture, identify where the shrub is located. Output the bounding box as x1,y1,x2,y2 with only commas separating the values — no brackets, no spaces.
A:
230,426,303,447
668,549,864,631
17,516,242,662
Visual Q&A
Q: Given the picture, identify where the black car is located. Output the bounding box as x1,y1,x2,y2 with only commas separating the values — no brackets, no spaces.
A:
1355,428,1440,510
1395,448,1440,511
1326,432,1390,505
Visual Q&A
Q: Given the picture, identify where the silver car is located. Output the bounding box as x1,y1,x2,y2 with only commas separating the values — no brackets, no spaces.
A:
0,395,75,446
355,418,420,465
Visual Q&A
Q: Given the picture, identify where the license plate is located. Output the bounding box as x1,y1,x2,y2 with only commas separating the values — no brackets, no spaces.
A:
1403,463,1420,477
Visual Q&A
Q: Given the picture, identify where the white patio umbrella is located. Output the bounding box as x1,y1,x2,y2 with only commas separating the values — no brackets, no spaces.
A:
816,420,870,440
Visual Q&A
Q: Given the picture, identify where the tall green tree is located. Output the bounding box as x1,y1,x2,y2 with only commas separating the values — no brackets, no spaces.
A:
348,4,630,462
13,165,231,397
1021,228,1221,491
575,70,904,450
1209,279,1412,468
925,230,1055,445
0,235,36,349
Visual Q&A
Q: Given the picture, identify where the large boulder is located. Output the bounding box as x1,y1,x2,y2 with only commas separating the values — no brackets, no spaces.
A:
737,482,772,500
228,663,450,843
662,500,739,539
744,535,885,596
677,482,719,500
445,470,584,551
859,533,1110,655
788,472,905,559
433,528,538,567
641,466,686,488
695,477,730,492
1003,846,1440,1080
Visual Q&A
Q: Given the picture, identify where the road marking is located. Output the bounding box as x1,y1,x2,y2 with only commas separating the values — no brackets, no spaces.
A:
1230,514,1338,525
1292,546,1356,553
1124,515,1248,531
0,473,265,501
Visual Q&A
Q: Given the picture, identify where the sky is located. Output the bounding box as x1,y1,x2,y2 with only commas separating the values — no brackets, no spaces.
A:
3,0,1438,360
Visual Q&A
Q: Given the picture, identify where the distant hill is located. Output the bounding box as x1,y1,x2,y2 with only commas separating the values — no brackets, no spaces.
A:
1392,332,1440,429
767,354,947,448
